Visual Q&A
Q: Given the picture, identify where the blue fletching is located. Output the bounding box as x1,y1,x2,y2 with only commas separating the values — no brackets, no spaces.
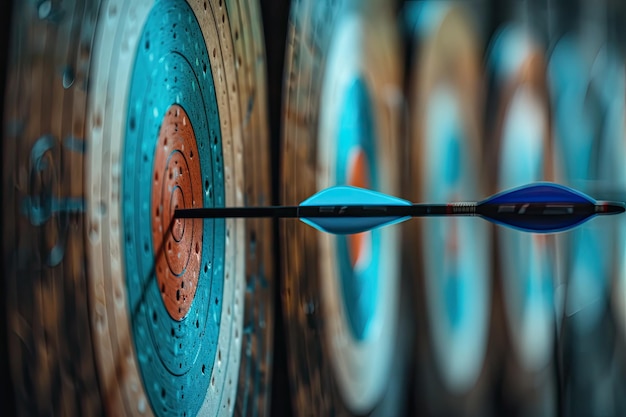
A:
479,182,600,233
484,182,594,205
481,211,594,234
299,186,411,235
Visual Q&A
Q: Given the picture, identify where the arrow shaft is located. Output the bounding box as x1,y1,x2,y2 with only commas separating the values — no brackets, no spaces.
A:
175,202,623,220
174,204,457,219
174,203,476,219
174,206,301,219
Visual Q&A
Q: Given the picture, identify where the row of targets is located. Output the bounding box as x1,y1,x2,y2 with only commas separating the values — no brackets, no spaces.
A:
280,0,626,416
406,0,626,415
4,0,625,416
545,1,626,416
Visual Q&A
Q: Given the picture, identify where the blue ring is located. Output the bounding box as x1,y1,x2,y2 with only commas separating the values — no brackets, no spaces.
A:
427,104,466,330
122,1,225,415
335,77,380,340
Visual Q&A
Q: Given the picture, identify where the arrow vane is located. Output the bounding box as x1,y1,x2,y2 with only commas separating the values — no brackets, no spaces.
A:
174,182,625,235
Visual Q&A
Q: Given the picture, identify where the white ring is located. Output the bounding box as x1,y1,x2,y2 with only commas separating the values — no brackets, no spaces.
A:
421,85,491,392
498,84,554,372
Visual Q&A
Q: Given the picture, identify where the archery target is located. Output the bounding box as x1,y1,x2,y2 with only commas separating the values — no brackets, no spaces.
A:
280,0,410,415
548,36,615,334
3,1,273,416
592,51,626,340
489,25,557,374
316,15,400,413
548,32,626,415
405,2,492,404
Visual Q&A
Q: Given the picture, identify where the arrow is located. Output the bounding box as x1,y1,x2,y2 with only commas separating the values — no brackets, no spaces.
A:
174,182,625,235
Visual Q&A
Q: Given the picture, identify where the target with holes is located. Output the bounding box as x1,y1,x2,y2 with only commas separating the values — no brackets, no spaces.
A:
404,3,492,413
3,1,273,416
280,0,410,415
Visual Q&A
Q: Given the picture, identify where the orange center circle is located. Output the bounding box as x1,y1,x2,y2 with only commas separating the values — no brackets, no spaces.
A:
347,148,371,269
152,104,203,320
170,186,185,242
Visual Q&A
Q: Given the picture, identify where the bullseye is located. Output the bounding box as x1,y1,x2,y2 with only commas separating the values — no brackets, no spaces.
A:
170,187,185,242
346,148,372,270
152,104,203,321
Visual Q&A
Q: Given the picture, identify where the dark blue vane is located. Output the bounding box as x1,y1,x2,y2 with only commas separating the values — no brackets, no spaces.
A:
476,182,622,233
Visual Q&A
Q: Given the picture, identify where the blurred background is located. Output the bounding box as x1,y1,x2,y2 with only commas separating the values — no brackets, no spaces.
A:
273,0,626,415
2,0,626,416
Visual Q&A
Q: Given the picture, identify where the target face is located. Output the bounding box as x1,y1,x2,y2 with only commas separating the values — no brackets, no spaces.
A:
490,26,556,372
406,4,490,395
316,16,400,412
280,1,409,415
119,3,227,414
3,1,273,416
420,86,490,392
548,36,620,332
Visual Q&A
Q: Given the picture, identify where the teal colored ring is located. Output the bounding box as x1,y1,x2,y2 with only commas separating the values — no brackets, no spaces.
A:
440,134,464,329
426,107,466,330
425,88,466,334
335,77,380,340
122,1,225,416
549,39,609,315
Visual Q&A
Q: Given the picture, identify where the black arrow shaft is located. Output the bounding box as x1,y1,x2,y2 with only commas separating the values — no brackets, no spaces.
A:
174,204,460,219
174,202,623,220
174,206,301,219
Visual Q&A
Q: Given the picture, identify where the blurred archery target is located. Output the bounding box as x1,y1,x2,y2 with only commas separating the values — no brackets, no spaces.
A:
548,36,617,333
3,1,273,416
404,3,492,410
548,29,626,415
592,49,626,335
280,0,410,415
489,24,555,371
487,25,558,413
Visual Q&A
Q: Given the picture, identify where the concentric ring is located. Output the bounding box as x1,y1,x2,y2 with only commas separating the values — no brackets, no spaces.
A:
334,77,380,341
152,104,204,321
